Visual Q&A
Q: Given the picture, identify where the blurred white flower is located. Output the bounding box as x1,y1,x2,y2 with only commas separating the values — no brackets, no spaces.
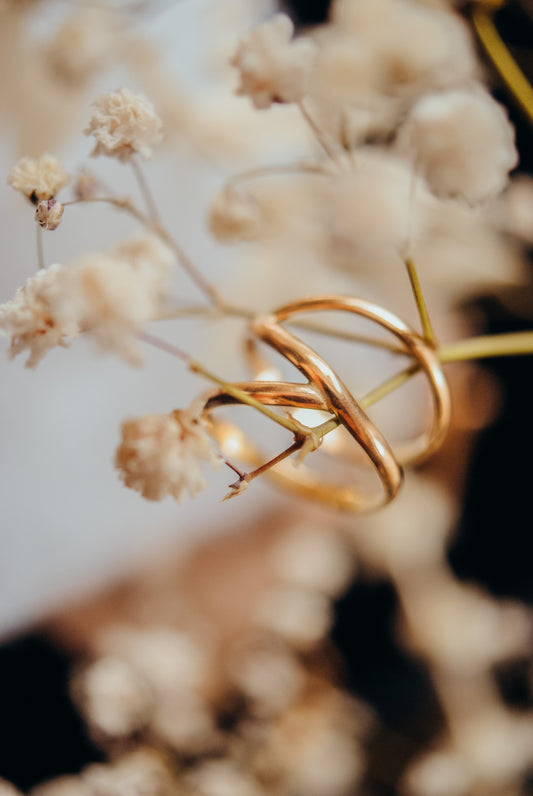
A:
208,186,262,243
398,87,518,203
231,14,317,110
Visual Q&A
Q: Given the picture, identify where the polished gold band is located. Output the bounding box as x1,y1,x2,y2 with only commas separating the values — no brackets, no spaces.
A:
201,295,450,512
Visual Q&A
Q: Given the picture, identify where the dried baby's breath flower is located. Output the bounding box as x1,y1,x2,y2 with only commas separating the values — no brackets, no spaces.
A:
231,13,317,110
332,0,479,94
7,154,70,202
402,749,474,796
115,409,220,503
185,759,264,796
70,245,172,364
30,775,92,796
35,198,64,230
112,233,174,291
398,87,518,203
74,170,101,200
254,585,333,648
83,749,176,796
44,9,112,87
208,186,262,243
271,523,355,597
228,638,304,716
0,264,79,368
85,88,162,162
76,657,153,738
322,148,416,271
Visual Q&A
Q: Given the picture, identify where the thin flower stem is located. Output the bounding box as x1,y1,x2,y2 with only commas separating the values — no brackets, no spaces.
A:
35,223,45,270
139,331,305,436
298,100,344,168
159,302,405,353
404,257,437,346
439,331,533,362
472,6,533,126
63,194,222,306
153,224,223,306
130,156,161,226
244,440,301,483
188,360,304,435
228,161,328,188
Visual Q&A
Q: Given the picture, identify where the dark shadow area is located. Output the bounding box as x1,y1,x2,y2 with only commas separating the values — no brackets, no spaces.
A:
0,634,104,790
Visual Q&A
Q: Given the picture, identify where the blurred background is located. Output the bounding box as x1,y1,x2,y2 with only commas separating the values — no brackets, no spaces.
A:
1,1,533,795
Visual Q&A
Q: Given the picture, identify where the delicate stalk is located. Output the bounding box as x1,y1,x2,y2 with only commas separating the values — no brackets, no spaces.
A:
439,331,533,362
63,195,222,306
244,440,301,484
404,257,437,346
472,6,533,126
139,331,306,437
130,156,161,226
228,161,328,188
35,223,45,270
298,100,344,168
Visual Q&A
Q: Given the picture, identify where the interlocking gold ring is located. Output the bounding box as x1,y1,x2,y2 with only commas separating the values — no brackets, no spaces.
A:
252,295,451,466
201,295,450,512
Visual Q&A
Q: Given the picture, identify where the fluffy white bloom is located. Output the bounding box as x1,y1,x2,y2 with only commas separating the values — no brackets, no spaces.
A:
332,0,479,94
231,14,317,109
34,199,64,230
0,265,79,368
112,233,174,290
398,87,518,203
69,240,172,364
115,409,220,502
77,657,152,737
321,148,417,271
85,88,162,161
7,154,70,202
208,186,262,243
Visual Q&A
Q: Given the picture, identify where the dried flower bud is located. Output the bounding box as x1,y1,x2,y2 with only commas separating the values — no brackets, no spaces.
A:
398,87,518,203
254,585,333,648
85,88,162,161
231,14,317,110
209,186,262,243
76,657,152,737
35,198,64,230
115,409,220,503
7,154,70,203
74,170,101,200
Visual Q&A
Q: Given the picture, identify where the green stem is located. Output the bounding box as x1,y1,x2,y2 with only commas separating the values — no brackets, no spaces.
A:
439,331,533,362
404,257,437,346
472,6,533,127
188,361,305,436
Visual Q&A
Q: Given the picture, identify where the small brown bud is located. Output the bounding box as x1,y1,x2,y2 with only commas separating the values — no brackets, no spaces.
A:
35,199,64,231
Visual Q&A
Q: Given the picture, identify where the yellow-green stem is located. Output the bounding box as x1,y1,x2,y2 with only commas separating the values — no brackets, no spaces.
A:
404,257,437,346
472,6,533,126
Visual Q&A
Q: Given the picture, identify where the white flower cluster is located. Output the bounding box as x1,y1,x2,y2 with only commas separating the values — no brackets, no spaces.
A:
398,87,518,204
85,88,162,161
231,14,317,110
0,264,78,369
7,154,70,202
0,234,173,368
114,408,220,503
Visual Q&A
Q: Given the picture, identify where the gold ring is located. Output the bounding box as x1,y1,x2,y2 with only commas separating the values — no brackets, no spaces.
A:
252,295,451,466
201,295,450,512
